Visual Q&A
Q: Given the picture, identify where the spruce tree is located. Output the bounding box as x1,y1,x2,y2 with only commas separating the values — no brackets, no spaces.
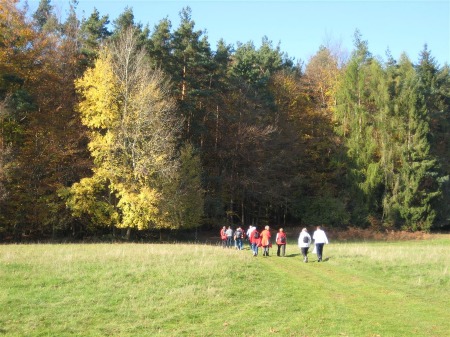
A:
393,56,443,231
334,31,384,225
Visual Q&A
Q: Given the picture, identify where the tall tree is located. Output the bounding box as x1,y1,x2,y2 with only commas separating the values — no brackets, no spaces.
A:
305,46,339,110
9,0,92,239
170,7,214,143
32,0,58,32
79,7,111,68
415,46,450,227
66,27,202,235
0,0,41,238
148,17,173,70
334,31,384,225
392,55,443,230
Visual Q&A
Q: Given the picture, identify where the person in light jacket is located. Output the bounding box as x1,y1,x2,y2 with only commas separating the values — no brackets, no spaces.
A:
312,225,329,262
225,226,234,248
298,228,311,262
246,225,255,249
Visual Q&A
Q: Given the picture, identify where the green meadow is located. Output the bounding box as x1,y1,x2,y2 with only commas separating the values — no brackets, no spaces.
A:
1,236,449,337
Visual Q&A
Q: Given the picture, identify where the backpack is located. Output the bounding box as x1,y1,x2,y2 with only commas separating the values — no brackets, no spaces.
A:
253,231,259,239
303,236,309,243
235,230,242,239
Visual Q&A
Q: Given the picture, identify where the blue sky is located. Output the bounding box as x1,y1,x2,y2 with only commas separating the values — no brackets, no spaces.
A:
26,0,450,66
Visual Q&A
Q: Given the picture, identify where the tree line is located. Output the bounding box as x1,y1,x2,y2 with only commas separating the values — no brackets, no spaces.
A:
0,0,449,241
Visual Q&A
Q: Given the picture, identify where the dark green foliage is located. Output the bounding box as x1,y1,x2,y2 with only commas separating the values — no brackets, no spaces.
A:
79,8,111,68
334,36,446,231
32,0,53,30
291,195,350,227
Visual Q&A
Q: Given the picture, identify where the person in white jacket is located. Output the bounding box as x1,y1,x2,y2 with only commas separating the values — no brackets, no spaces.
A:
298,228,311,262
312,225,329,262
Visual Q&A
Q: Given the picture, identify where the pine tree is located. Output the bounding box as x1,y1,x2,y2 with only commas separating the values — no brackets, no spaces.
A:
392,56,443,231
32,0,59,33
170,7,213,143
334,31,384,225
79,8,111,68
415,46,450,227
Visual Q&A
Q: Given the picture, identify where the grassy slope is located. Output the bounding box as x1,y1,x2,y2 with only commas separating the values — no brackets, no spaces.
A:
0,236,448,337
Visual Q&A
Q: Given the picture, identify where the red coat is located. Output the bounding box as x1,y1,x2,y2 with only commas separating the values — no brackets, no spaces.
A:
220,228,226,240
250,230,261,245
276,232,287,245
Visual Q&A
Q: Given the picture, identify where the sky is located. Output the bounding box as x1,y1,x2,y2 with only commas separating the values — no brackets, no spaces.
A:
24,0,450,66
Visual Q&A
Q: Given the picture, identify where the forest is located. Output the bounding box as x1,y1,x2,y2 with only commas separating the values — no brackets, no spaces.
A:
0,0,449,241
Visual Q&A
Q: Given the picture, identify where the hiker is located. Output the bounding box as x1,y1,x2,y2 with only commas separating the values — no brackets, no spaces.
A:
220,226,227,248
260,225,272,256
234,226,244,250
225,226,234,248
250,227,260,256
246,225,255,248
298,228,311,262
275,228,287,257
312,225,329,262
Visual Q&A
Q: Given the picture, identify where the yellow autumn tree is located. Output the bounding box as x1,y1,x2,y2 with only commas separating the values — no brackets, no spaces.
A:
305,45,341,113
66,27,182,234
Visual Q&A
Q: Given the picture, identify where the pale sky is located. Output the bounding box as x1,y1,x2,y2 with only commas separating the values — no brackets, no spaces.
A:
25,0,450,66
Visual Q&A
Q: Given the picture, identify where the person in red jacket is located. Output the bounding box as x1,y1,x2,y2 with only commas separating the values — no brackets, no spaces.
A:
250,226,260,256
260,225,272,256
220,226,227,248
275,228,287,257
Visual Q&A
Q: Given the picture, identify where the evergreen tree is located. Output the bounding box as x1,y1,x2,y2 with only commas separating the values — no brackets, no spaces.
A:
415,46,450,227
393,56,443,230
170,7,213,143
334,31,384,225
79,8,111,68
148,18,173,70
32,0,59,33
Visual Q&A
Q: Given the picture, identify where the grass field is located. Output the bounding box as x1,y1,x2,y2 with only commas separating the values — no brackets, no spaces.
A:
1,235,449,336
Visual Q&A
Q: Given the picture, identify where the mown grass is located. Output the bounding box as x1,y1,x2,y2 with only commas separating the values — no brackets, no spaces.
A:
0,236,449,336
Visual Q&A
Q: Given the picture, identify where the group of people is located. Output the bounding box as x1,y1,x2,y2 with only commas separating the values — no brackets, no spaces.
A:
297,226,329,262
220,225,329,262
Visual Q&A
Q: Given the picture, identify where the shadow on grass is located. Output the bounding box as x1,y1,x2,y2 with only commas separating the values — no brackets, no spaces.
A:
284,253,302,258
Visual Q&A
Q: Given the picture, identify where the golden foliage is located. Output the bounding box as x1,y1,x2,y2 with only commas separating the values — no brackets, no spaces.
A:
71,28,181,230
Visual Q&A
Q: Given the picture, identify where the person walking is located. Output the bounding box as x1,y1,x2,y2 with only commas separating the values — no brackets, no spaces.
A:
298,228,311,262
220,226,227,248
225,226,234,248
260,225,272,256
234,226,244,250
246,225,255,248
250,227,260,256
275,228,287,257
312,225,329,262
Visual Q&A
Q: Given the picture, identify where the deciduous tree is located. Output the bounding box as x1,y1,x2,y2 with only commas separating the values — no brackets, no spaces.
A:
67,27,197,235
